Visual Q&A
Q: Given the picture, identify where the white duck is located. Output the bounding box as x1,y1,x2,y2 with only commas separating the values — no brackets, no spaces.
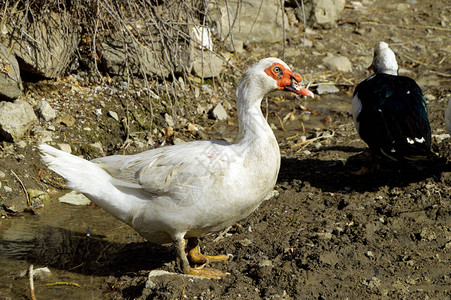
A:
39,57,314,278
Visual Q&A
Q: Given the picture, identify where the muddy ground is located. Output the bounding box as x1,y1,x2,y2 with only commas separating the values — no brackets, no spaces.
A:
1,0,450,299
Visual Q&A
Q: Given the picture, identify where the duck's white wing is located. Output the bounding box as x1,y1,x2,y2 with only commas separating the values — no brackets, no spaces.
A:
92,140,233,206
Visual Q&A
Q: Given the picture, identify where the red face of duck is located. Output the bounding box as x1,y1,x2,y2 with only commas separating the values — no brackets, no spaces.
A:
264,62,314,98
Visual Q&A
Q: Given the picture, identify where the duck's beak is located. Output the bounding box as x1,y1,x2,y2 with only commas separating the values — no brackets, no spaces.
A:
283,73,314,98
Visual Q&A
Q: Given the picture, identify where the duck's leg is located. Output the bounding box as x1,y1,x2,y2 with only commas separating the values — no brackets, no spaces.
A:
186,237,231,264
174,237,228,279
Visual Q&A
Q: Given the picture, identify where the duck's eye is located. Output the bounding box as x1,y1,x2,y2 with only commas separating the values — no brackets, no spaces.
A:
274,66,281,73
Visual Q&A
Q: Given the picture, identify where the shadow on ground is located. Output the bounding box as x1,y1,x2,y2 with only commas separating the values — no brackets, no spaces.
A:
279,148,450,193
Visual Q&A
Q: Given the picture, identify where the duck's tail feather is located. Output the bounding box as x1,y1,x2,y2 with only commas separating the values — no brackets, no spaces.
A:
39,144,112,193
38,144,134,221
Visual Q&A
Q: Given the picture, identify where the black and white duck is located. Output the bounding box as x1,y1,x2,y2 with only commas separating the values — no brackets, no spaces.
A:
352,42,434,164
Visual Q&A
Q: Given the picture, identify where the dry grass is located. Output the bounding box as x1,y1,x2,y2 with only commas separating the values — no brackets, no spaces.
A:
0,0,226,129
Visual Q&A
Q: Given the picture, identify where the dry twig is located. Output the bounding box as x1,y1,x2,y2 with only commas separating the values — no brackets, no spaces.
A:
43,282,80,288
11,170,30,206
29,265,36,300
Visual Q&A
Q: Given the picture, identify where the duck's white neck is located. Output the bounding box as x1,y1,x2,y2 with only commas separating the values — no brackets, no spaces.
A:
374,48,398,76
235,79,274,143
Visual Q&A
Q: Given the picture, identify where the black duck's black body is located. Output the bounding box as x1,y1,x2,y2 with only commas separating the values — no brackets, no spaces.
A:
353,73,432,162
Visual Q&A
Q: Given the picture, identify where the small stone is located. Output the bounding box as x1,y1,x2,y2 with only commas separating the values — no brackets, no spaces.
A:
363,277,381,289
222,99,233,110
32,267,52,280
57,143,72,154
433,133,450,142
164,113,174,127
258,259,273,268
0,170,6,179
39,136,53,143
27,189,51,203
4,186,12,193
316,84,339,94
317,232,332,239
59,191,91,206
424,94,436,101
211,103,228,120
108,111,119,121
36,100,57,121
322,55,352,73
164,126,174,136
118,81,128,90
366,251,374,257
238,238,252,246
16,140,27,148
398,68,415,78
0,100,37,142
419,227,436,241
79,142,105,159
302,39,313,47
192,49,223,78
303,150,312,156
94,108,102,116
173,137,185,145
187,123,198,131
58,114,76,126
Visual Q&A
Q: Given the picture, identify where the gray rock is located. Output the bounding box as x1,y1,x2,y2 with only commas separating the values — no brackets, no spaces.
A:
0,100,37,142
1,11,80,78
398,67,415,78
209,0,288,45
211,103,228,120
59,191,91,206
80,142,105,159
108,111,119,121
0,44,22,100
90,142,105,156
57,143,72,154
16,140,27,148
316,84,339,94
0,170,5,179
296,0,346,28
164,113,174,127
94,108,102,116
27,189,51,203
192,49,223,78
36,100,57,121
31,267,52,280
173,137,186,145
322,55,352,73
259,259,274,268
4,185,12,193
100,31,193,78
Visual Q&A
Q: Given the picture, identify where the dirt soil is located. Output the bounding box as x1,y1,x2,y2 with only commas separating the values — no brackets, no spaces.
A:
1,0,451,299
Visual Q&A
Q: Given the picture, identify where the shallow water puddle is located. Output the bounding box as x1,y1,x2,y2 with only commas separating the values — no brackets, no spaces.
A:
0,196,148,299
